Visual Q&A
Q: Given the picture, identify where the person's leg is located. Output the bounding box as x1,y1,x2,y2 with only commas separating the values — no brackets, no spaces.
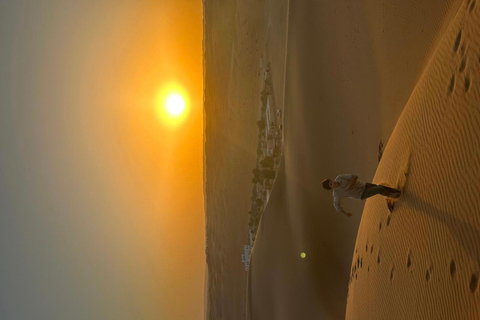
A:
380,185,401,194
379,185,401,198
361,184,401,200
361,185,385,200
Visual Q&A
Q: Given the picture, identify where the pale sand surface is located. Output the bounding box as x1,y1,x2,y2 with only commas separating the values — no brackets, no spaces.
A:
346,2,480,319
205,0,480,319
248,0,480,319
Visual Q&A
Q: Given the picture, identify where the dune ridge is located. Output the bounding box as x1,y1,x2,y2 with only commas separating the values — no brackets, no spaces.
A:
346,2,480,319
247,0,480,319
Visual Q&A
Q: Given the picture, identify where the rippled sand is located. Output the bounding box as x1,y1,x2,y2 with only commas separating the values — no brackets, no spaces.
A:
247,0,480,319
346,2,480,319
205,0,480,318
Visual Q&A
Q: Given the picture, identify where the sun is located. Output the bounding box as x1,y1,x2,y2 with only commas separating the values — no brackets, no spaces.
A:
156,83,190,127
166,94,186,116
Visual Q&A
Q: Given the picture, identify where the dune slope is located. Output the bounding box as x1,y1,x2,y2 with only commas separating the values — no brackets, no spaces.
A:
346,2,480,319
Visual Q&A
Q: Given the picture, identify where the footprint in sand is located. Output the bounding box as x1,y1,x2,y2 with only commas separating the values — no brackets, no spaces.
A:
426,265,433,282
449,73,456,94
378,139,384,163
465,75,471,92
450,259,456,277
386,199,395,213
394,152,411,192
470,273,479,293
426,269,431,282
378,183,401,212
453,30,462,53
407,251,412,269
469,0,476,12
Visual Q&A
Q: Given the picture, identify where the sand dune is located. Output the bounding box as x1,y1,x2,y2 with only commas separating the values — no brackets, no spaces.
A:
205,0,480,318
346,2,480,318
247,0,480,319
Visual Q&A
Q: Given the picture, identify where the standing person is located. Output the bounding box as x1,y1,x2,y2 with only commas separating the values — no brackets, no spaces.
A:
322,174,401,217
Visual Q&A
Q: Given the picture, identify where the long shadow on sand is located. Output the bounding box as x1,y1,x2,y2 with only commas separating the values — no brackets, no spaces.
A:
407,192,480,261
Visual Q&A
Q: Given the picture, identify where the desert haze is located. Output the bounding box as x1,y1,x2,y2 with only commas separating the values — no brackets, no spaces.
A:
204,0,480,319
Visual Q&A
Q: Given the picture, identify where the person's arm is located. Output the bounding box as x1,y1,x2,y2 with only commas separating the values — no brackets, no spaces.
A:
346,175,358,190
333,197,352,217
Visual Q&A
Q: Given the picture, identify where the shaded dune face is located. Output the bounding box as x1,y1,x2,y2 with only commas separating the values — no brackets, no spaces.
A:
247,1,471,319
347,2,480,319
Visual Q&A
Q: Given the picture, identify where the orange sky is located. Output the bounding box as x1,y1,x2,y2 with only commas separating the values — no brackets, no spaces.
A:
0,1,204,319
114,2,205,318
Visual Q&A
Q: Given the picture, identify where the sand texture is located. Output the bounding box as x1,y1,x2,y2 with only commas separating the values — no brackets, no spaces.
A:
346,2,480,319
204,0,480,318
247,0,480,319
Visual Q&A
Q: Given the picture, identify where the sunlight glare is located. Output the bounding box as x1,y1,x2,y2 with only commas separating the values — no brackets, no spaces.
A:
166,94,185,116
156,82,190,127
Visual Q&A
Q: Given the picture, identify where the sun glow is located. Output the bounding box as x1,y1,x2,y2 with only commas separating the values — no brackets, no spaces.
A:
156,83,190,126
166,94,185,116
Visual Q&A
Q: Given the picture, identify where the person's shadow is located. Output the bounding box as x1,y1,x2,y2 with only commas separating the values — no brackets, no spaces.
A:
406,192,480,261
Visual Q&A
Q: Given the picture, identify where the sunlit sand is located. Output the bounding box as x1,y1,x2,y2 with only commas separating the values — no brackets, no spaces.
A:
204,0,480,319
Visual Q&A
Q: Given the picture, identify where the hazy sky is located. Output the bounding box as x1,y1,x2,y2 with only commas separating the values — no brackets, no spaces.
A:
0,1,204,319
